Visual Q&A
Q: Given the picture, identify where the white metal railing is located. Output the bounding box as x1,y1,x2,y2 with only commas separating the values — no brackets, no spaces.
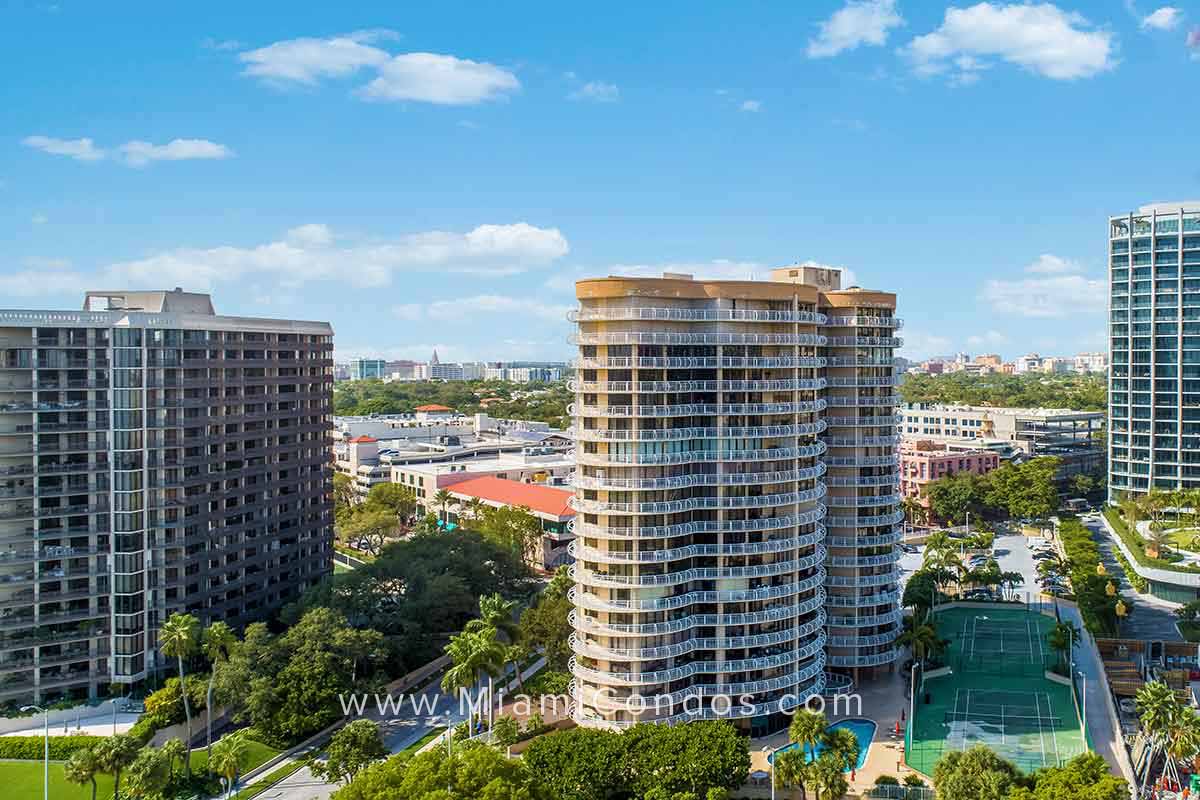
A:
570,378,827,393
824,357,895,367
826,630,899,648
569,509,826,540
826,527,903,547
825,474,899,488
569,307,827,324
573,549,825,587
825,336,904,347
574,401,825,417
824,569,901,587
826,651,898,667
569,570,825,612
826,609,903,628
824,375,899,387
827,551,900,568
824,454,898,467
824,395,901,407
570,533,820,563
571,332,827,346
825,493,901,508
824,588,901,607
570,486,826,515
574,356,827,369
825,414,903,427
570,639,825,687
570,421,827,441
570,621,822,661
824,435,902,447
576,444,826,467
824,510,905,528
570,465,825,491
570,594,824,636
825,316,903,328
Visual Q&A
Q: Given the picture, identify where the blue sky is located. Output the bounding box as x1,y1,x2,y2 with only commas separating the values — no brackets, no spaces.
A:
3,1,1199,363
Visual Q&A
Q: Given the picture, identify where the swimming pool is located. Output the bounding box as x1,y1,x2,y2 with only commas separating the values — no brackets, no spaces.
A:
768,718,877,770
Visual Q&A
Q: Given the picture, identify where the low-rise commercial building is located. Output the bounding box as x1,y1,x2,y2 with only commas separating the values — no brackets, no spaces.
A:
446,476,575,570
900,440,1000,508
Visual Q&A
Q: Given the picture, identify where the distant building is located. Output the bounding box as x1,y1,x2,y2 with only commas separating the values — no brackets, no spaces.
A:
921,360,945,374
1013,354,1042,374
902,403,1104,485
446,476,575,570
350,358,387,380
414,404,455,421
975,354,1003,368
1073,352,1108,373
900,440,1000,511
1040,356,1072,374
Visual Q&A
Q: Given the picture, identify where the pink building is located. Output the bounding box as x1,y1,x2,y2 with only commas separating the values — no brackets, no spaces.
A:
900,440,1000,509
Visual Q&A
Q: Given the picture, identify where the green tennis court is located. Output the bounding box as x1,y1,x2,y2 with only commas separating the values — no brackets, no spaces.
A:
906,605,1089,776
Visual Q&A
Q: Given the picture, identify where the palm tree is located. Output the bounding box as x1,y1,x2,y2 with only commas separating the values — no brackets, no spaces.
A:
92,734,139,800
901,496,923,530
999,570,1025,600
210,730,249,799
1046,621,1079,673
788,708,827,799
773,748,809,799
1137,681,1182,792
821,726,860,774
159,612,199,779
63,747,100,800
811,752,848,800
433,489,453,525
1147,527,1173,560
899,622,941,668
441,628,506,735
159,738,186,786
464,497,487,523
202,621,237,762
465,593,524,686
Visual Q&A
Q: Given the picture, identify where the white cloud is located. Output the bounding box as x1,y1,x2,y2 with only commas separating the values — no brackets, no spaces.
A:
118,139,232,167
238,32,394,84
397,295,573,323
740,99,763,112
981,274,1106,317
360,53,519,105
24,135,231,167
903,3,1116,82
568,81,620,103
966,329,1008,347
807,0,905,58
1141,7,1182,30
22,135,104,162
900,331,953,359
0,268,86,297
1024,253,1083,274
103,222,569,291
31,214,48,225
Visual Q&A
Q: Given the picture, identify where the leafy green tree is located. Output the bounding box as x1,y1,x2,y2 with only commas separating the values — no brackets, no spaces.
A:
925,472,982,524
624,721,750,798
63,747,100,800
932,744,1018,800
159,613,199,780
1006,752,1127,800
124,747,170,800
92,735,140,800
210,730,249,799
311,720,388,785
343,508,400,555
902,569,941,622
202,621,237,762
479,505,543,562
333,472,357,521
518,566,574,670
492,715,521,747
772,748,809,799
332,741,542,800
159,738,186,786
522,727,629,800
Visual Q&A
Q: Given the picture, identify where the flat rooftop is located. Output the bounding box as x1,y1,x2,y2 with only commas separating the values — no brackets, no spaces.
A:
902,403,1103,419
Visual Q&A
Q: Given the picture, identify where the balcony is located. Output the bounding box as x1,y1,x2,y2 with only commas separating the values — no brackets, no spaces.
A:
570,307,826,324
571,332,827,347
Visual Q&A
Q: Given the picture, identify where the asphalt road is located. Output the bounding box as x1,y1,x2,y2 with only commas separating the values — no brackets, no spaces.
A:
1083,515,1184,641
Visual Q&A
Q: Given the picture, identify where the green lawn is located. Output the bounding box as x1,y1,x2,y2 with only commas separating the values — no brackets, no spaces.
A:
398,726,446,758
189,737,281,775
0,759,116,800
334,562,352,574
233,759,307,799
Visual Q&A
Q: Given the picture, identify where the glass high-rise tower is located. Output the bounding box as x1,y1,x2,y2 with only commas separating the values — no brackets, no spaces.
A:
1109,202,1200,500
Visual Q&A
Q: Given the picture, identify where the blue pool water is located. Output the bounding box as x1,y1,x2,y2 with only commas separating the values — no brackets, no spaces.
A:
768,718,877,770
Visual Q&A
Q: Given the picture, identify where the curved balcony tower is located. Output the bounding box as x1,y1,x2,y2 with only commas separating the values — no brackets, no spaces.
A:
569,266,900,734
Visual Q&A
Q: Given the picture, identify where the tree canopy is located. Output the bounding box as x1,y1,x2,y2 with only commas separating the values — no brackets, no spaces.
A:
900,372,1105,411
334,379,570,427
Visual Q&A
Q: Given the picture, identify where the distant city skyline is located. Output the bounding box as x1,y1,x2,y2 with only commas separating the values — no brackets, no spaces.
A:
7,3,1200,361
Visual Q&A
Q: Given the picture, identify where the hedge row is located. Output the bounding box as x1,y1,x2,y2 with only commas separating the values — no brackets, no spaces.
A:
1104,507,1200,574
0,734,104,760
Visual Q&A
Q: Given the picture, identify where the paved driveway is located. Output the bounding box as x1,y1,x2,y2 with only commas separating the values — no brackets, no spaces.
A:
1082,515,1183,642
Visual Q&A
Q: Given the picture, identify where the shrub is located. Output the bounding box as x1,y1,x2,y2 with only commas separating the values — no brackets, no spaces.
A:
903,773,926,786
875,774,900,785
523,713,544,734
522,670,570,698
0,734,103,760
492,715,520,747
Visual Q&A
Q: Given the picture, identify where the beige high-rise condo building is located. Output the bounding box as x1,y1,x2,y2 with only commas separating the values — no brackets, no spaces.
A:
568,266,902,734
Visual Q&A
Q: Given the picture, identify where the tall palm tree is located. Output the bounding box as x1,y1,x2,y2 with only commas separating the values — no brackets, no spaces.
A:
811,753,848,800
899,622,941,668
1147,527,1173,560
821,726,860,773
465,593,524,687
202,621,237,762
785,709,825,800
1165,706,1200,786
1046,621,1079,673
999,570,1025,600
441,628,506,735
210,730,249,800
464,497,487,523
773,748,809,800
63,747,100,800
433,489,454,525
92,734,139,800
159,738,186,786
1137,681,1182,792
159,612,199,779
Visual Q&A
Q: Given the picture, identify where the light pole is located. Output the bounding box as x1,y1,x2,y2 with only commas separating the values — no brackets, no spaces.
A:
763,745,776,800
21,705,47,800
1076,670,1087,732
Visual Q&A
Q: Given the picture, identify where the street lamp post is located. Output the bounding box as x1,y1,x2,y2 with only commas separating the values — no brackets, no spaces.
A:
20,705,47,800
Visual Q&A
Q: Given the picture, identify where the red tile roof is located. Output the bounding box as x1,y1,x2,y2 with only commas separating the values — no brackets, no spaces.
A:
414,404,454,412
448,476,575,519
348,435,378,443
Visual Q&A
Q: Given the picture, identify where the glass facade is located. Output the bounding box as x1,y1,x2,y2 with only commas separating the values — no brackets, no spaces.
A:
1109,204,1200,499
